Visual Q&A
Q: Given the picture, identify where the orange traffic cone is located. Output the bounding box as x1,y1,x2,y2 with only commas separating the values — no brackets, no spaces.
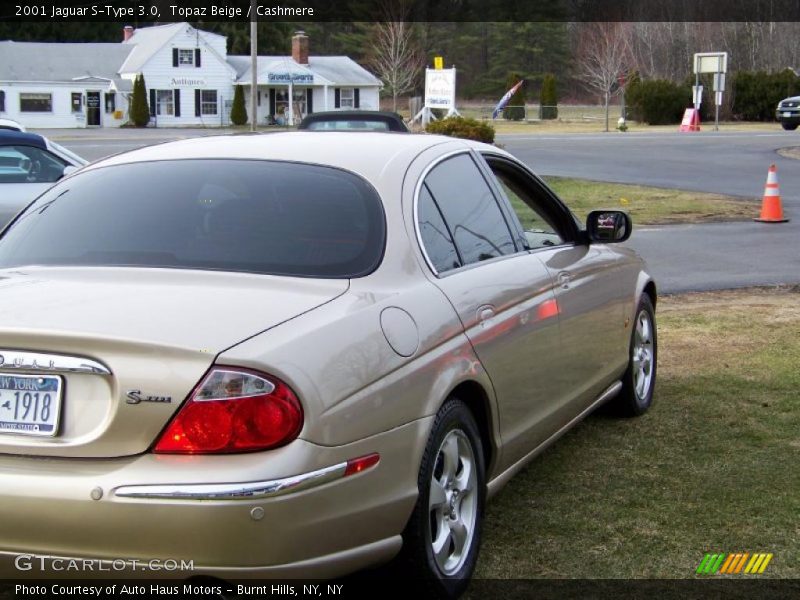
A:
754,164,789,223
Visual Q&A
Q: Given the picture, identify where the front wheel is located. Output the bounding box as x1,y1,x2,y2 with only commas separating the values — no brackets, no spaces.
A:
397,398,485,598
613,294,657,416
781,122,799,131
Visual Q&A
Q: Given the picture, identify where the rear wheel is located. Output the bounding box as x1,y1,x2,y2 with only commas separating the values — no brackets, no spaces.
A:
613,294,657,416
397,398,485,598
781,122,799,131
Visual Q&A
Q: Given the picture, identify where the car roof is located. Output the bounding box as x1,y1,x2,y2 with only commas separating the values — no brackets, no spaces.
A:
88,132,502,183
0,129,46,149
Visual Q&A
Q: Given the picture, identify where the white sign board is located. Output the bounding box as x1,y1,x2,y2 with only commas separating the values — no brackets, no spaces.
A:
694,52,728,74
692,85,703,108
424,68,456,110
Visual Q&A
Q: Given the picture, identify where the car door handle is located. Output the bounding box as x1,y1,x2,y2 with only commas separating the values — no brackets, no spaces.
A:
478,306,495,323
557,271,571,289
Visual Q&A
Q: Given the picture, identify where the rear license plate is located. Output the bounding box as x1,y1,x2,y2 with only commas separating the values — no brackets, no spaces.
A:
0,374,62,437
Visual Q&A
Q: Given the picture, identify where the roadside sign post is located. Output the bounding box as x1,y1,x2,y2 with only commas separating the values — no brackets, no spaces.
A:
692,85,703,110
694,52,728,131
412,65,460,126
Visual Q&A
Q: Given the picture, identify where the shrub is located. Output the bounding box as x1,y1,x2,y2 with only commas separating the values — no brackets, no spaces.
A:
626,78,687,125
129,74,150,127
426,116,495,144
503,73,526,121
732,70,800,121
230,85,248,126
539,73,558,119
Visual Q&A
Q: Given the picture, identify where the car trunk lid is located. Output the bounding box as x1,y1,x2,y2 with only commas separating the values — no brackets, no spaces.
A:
0,267,348,457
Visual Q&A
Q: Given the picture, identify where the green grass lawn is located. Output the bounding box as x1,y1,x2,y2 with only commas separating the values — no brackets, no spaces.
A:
542,177,758,225
1,289,796,596
475,287,800,580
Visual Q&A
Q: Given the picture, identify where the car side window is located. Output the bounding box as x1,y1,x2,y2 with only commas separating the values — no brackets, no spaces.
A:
423,154,516,267
487,162,567,250
417,184,462,273
0,145,66,184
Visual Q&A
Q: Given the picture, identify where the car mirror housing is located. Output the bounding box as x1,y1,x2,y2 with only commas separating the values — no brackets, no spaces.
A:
60,165,79,179
586,210,632,243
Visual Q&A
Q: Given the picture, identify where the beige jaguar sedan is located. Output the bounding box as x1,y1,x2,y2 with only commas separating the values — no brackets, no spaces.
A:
0,132,656,597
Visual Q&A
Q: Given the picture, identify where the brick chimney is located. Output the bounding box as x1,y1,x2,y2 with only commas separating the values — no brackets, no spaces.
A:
123,25,134,42
291,31,309,65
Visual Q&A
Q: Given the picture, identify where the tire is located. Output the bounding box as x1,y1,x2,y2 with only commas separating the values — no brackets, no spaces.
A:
397,398,486,598
781,122,799,131
613,294,657,417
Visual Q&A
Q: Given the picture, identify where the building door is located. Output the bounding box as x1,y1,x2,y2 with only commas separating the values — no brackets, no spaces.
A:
86,92,101,126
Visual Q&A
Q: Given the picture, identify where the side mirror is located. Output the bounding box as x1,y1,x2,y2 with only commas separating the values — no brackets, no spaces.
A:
60,165,79,180
586,210,632,243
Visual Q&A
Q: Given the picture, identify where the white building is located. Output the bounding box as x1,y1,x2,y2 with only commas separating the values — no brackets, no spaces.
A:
0,41,133,128
0,23,383,128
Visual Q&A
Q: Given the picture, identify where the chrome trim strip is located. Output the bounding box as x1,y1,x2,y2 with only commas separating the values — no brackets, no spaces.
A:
0,350,111,375
113,462,348,501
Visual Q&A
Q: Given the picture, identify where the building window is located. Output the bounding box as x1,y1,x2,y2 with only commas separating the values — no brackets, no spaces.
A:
200,90,217,115
339,88,355,109
156,90,174,116
71,93,83,113
20,93,52,112
0,90,5,112
178,49,194,66
105,92,116,114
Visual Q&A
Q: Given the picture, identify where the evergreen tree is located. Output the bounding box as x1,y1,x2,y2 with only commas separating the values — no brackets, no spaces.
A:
230,85,248,126
540,73,558,119
503,73,526,120
129,74,150,127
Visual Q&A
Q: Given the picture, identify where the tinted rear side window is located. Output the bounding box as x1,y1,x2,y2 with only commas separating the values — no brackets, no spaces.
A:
417,184,461,273
424,154,516,266
0,160,385,278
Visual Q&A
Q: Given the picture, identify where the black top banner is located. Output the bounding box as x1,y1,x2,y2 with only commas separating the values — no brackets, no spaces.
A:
3,0,800,23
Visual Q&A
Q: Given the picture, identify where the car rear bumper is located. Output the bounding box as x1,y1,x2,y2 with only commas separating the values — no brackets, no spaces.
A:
0,418,431,579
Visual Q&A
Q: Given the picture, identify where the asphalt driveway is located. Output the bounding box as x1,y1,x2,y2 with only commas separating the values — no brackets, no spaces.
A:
499,129,800,292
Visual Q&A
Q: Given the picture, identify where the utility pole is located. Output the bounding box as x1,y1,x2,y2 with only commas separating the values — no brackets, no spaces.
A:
250,0,257,132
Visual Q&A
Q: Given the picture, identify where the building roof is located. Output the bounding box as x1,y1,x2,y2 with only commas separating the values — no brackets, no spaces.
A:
0,41,133,87
229,56,382,87
119,22,226,74
308,57,383,87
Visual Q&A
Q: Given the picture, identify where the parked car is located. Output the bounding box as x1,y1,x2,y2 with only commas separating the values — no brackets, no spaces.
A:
776,95,800,130
0,133,656,597
0,118,26,132
0,130,88,227
298,110,409,132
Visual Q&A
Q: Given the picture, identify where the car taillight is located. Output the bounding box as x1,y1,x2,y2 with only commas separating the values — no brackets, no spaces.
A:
154,368,303,454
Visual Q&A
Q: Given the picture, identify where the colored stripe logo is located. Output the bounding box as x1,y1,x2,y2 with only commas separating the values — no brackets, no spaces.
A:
696,552,773,575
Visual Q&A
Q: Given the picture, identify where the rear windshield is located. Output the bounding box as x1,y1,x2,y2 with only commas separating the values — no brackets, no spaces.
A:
306,120,391,131
0,159,385,278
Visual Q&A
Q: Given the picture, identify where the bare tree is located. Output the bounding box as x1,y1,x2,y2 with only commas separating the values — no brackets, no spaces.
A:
369,20,423,112
368,1,423,113
575,22,634,131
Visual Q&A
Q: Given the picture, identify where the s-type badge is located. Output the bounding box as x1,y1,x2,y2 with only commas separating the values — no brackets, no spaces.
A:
126,390,172,405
